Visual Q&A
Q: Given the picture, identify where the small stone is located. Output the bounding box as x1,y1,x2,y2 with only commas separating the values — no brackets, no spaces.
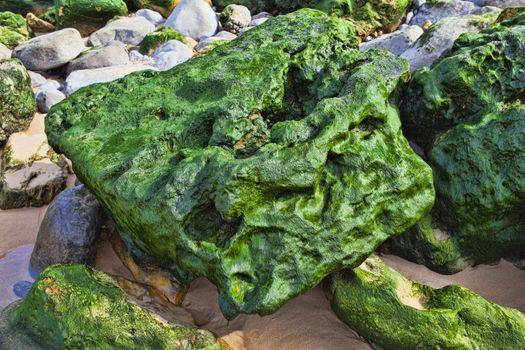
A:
361,25,424,56
0,43,11,60
214,30,236,39
27,71,47,89
238,26,253,35
194,36,229,50
405,11,414,24
88,16,156,47
250,17,268,26
136,8,165,26
67,41,129,74
36,88,66,113
25,12,54,33
153,39,193,71
13,28,84,71
422,19,433,30
252,12,272,20
129,50,154,64
220,4,251,34
165,0,218,40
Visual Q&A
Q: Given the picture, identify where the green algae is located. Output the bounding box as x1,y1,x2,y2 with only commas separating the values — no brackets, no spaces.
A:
139,26,187,56
0,265,223,349
326,255,525,349
0,12,32,49
392,14,525,273
46,9,434,319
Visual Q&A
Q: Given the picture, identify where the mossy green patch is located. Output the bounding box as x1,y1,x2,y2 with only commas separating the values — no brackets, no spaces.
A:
0,265,223,349
46,9,434,319
0,12,32,48
139,26,186,55
327,255,525,349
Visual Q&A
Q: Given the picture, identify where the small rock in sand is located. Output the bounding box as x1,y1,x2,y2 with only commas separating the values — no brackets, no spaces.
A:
165,0,218,40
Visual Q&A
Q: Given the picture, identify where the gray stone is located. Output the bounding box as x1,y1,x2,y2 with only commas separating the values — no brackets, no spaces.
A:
414,0,427,8
214,30,237,39
39,80,62,91
361,25,424,56
27,71,47,89
238,26,254,35
0,43,11,60
220,4,251,34
65,64,157,95
30,185,104,272
67,41,129,74
136,9,165,26
12,29,84,71
129,50,155,64
153,40,193,71
88,17,156,47
410,0,482,27
194,36,229,50
252,12,272,20
250,17,268,26
483,0,525,6
36,88,66,113
165,0,218,40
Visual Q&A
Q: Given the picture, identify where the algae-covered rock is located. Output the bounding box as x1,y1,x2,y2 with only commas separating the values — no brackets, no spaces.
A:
326,255,525,349
0,265,224,349
0,59,35,146
214,0,411,37
139,26,186,55
54,0,129,36
0,12,32,49
392,14,525,273
134,0,179,17
46,9,434,318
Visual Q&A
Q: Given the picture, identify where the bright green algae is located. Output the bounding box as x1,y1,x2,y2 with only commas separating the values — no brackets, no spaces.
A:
46,9,434,319
139,26,187,56
0,59,36,146
391,14,525,273
0,12,32,49
0,265,223,349
326,255,525,349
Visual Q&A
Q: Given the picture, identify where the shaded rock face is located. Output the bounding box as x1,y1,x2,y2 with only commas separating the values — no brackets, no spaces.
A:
0,11,32,49
0,265,224,349
391,14,525,273
0,59,35,146
30,185,104,272
326,255,525,349
54,0,129,36
46,9,434,319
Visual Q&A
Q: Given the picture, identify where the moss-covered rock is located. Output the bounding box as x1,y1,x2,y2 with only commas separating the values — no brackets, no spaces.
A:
391,14,525,273
0,59,35,146
46,9,434,319
326,255,525,349
139,26,186,55
213,0,410,37
0,12,32,49
0,265,224,349
134,0,179,17
54,0,129,36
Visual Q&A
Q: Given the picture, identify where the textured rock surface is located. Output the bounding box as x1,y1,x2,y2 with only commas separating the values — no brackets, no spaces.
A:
0,43,11,59
30,185,104,272
54,0,129,36
220,4,251,34
139,26,186,55
361,25,423,56
36,88,66,113
46,9,434,318
134,0,179,17
0,265,224,349
12,28,84,71
152,39,192,70
67,40,129,73
392,14,525,273
410,0,483,26
326,255,525,349
88,16,155,46
165,0,218,39
0,12,32,49
0,59,35,146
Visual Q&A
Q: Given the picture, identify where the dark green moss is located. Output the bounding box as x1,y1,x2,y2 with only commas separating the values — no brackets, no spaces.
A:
0,11,32,48
326,255,525,349
0,265,223,349
139,26,186,55
46,9,434,319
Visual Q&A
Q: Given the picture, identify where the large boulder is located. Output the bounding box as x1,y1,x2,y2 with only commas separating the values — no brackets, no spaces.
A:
165,0,218,39
0,11,32,49
54,0,129,36
391,14,525,273
0,59,35,146
326,255,525,349
12,28,84,71
46,9,434,319
0,265,225,349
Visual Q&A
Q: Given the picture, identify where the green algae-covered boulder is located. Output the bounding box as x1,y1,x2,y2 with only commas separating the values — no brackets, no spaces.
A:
0,12,32,49
213,0,410,37
46,9,434,319
391,14,525,273
134,0,179,17
54,0,129,36
0,59,36,146
0,265,224,349
139,26,186,55
326,255,525,349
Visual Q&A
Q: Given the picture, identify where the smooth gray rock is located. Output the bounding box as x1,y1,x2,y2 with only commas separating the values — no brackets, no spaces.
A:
410,0,481,26
12,29,84,71
36,88,66,113
27,71,47,89
220,4,251,34
153,40,193,71
361,25,424,55
252,12,272,20
30,185,104,272
250,17,268,26
129,50,155,64
214,30,237,39
0,43,11,60
88,17,156,47
165,0,218,40
136,9,165,26
64,64,157,95
67,41,129,74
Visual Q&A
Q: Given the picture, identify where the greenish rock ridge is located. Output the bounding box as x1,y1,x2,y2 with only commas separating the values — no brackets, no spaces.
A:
0,59,35,146
46,9,434,319
0,12,32,49
0,265,224,349
54,0,129,36
391,13,525,273
326,255,525,349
